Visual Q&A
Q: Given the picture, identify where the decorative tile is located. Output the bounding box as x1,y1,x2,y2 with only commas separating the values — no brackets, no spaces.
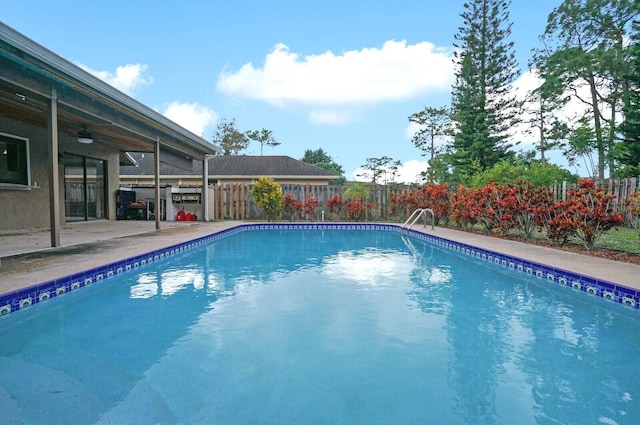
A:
622,297,636,307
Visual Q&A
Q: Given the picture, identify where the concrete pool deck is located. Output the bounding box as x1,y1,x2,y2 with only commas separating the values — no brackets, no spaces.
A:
0,220,639,296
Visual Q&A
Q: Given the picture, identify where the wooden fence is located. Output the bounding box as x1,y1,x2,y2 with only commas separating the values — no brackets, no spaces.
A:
211,177,639,222
550,178,639,203
211,183,411,221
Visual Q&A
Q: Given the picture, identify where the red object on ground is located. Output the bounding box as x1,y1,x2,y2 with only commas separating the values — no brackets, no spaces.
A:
176,210,185,221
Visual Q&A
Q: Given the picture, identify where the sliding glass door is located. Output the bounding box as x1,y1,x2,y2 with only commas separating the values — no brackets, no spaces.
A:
64,154,106,222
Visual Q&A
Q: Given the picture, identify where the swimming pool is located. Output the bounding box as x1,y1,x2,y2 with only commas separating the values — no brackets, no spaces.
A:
1,225,639,424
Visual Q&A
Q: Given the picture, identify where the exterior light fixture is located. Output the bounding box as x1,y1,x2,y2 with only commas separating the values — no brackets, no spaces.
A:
77,125,93,144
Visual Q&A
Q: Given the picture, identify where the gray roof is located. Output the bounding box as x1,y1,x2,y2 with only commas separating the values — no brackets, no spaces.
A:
121,154,340,179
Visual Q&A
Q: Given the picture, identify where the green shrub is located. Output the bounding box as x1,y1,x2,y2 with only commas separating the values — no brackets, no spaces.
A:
470,160,576,188
251,177,284,221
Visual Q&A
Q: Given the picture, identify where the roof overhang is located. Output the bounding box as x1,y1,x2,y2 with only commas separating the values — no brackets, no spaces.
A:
0,22,221,159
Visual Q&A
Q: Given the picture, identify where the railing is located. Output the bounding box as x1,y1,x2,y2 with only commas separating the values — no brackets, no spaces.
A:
401,208,434,231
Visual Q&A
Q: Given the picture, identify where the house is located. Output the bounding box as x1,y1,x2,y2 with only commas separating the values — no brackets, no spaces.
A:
119,154,341,221
120,154,341,186
0,23,219,247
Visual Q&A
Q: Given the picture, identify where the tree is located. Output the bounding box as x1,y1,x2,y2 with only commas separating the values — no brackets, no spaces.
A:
532,0,638,179
449,0,520,180
359,156,399,184
522,86,570,165
245,128,280,156
409,106,451,182
409,106,451,162
619,13,640,176
565,116,599,176
300,148,345,181
212,118,249,155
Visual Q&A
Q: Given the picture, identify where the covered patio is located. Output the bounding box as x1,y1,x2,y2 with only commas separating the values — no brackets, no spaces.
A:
0,22,220,250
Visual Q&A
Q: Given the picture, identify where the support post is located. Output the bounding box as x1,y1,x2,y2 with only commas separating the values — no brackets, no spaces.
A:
48,88,61,247
203,155,210,221
154,137,161,230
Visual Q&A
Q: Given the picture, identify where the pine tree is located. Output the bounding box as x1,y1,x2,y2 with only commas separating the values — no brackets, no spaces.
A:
449,0,520,182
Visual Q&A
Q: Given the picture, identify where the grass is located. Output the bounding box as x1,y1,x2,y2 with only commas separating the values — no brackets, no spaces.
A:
447,223,640,256
593,226,640,255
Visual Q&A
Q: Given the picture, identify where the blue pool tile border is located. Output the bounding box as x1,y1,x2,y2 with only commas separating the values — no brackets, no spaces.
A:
1,223,637,316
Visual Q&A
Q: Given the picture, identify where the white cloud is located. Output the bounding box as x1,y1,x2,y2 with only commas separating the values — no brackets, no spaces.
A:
308,108,360,125
352,159,428,184
161,102,218,137
79,63,153,95
395,159,429,184
217,40,454,122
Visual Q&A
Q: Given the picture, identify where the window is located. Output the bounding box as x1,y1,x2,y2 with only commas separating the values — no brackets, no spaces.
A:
0,132,30,186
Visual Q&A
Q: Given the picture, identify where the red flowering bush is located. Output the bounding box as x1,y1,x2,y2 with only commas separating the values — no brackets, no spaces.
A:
450,181,557,239
303,196,319,219
390,184,451,224
564,179,624,249
473,182,505,233
326,194,345,220
535,179,623,249
282,194,303,221
420,183,451,224
450,185,479,228
496,181,555,239
346,198,374,221
534,200,575,246
450,182,505,233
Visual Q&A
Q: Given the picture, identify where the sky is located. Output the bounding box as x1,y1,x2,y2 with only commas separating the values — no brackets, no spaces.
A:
3,0,579,182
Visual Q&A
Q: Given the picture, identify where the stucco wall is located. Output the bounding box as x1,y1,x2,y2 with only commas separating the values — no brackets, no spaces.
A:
0,118,121,231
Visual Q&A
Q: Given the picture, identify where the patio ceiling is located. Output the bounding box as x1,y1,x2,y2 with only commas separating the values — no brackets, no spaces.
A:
0,22,218,159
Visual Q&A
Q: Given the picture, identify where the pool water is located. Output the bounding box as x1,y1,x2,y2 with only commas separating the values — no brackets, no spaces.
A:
1,229,639,424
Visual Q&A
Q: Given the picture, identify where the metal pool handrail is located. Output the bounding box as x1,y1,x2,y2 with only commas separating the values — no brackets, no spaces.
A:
401,208,435,231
